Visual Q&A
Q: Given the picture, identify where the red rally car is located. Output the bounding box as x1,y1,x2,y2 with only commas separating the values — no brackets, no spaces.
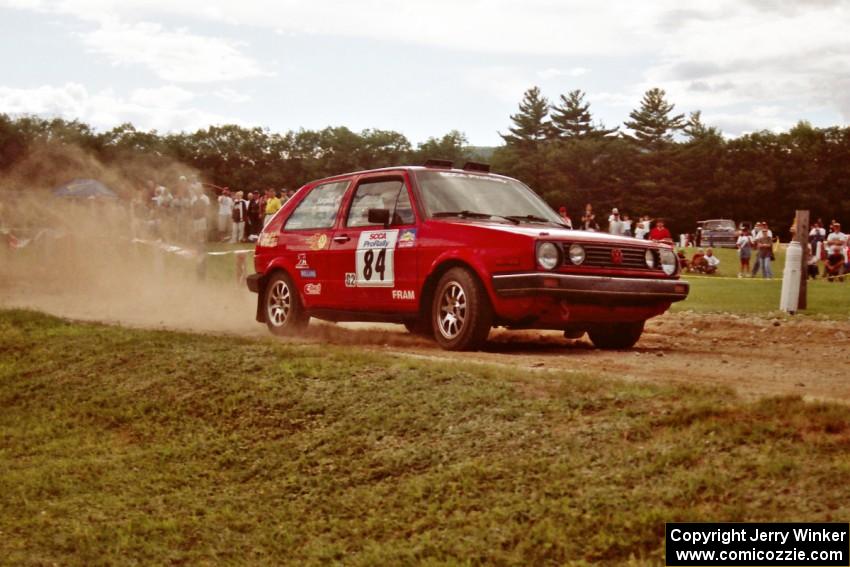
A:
247,161,689,350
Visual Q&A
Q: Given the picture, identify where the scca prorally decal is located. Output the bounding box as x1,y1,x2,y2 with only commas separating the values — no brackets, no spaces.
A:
295,253,309,268
356,230,399,288
392,290,415,300
304,283,322,295
300,269,317,278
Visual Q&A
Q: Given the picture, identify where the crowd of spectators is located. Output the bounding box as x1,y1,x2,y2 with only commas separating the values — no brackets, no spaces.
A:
809,219,847,282
561,203,673,244
133,175,292,244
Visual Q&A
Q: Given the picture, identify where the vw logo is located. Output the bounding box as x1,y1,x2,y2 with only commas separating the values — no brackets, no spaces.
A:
610,248,623,264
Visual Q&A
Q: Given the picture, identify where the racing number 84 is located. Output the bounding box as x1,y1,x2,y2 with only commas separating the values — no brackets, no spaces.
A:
362,249,387,281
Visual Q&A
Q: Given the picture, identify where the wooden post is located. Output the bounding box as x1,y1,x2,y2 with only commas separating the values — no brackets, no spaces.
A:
795,210,809,310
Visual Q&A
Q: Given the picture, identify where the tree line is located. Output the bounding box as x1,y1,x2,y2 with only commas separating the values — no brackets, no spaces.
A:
2,85,849,237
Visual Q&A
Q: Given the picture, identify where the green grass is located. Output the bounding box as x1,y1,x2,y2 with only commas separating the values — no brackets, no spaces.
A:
3,310,850,565
673,246,850,318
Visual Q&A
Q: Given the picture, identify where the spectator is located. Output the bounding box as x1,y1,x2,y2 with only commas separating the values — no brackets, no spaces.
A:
807,243,820,279
689,248,705,272
824,222,847,282
190,188,210,243
810,220,827,260
558,206,573,229
246,191,262,241
704,248,720,274
676,249,688,271
265,189,282,226
607,208,622,235
753,221,774,279
217,188,233,241
634,216,650,240
231,191,247,243
649,219,673,244
621,214,633,237
580,203,599,231
736,226,753,278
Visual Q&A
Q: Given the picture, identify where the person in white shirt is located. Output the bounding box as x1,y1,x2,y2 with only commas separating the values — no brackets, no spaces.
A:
704,248,720,274
608,208,623,235
736,227,753,277
217,189,233,240
751,221,774,278
231,191,247,243
621,214,633,237
824,223,847,281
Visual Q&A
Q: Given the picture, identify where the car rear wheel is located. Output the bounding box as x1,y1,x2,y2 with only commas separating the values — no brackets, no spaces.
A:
263,272,309,335
432,267,492,351
587,321,645,349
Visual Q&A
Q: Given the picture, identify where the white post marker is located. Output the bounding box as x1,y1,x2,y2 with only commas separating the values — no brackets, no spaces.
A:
780,241,802,314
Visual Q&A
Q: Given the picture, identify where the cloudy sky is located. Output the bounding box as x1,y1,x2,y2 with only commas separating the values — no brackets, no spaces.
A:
1,0,848,145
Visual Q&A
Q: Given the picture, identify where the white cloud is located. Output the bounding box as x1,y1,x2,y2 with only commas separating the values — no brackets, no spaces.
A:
0,82,241,131
79,18,271,83
537,67,589,80
2,0,849,140
213,88,251,104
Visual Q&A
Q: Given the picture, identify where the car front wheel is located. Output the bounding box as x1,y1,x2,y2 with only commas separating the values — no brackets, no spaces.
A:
263,272,309,335
587,321,645,349
431,267,492,351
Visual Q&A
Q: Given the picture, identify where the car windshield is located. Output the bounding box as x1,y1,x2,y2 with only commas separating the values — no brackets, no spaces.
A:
702,220,736,231
414,170,562,225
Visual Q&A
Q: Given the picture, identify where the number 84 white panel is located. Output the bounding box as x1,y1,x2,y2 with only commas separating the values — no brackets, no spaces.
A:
356,230,399,287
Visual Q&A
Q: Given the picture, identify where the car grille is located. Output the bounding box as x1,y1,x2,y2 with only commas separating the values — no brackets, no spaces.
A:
573,244,656,271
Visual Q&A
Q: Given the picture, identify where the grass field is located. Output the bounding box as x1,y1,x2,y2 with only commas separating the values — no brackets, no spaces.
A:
3,310,850,565
673,246,850,318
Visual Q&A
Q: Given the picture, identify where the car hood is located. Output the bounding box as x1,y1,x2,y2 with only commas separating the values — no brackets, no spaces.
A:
434,219,661,247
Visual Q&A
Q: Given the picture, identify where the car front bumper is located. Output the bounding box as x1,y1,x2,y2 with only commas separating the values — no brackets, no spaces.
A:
492,273,689,304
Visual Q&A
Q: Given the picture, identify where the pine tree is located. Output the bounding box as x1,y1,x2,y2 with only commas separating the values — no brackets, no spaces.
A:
623,88,685,150
683,111,721,142
550,90,617,139
499,86,551,148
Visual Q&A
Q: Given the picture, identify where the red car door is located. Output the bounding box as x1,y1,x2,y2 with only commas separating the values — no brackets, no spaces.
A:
277,178,350,309
326,172,419,313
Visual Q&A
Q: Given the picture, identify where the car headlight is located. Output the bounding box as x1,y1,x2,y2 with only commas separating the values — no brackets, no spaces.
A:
660,248,677,275
645,249,656,269
536,242,560,270
568,243,585,265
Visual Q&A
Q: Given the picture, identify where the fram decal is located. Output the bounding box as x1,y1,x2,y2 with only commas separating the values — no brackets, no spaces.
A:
392,290,415,300
295,253,309,268
304,283,322,295
345,272,356,287
397,228,417,248
300,269,317,278
307,233,329,251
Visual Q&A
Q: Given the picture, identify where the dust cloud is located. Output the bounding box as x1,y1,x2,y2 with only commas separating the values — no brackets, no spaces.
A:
0,142,259,335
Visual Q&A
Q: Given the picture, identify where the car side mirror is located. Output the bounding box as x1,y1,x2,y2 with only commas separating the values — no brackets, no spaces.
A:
367,208,390,227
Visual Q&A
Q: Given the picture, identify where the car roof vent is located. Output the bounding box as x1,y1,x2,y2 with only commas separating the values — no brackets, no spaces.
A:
462,161,490,173
423,159,454,169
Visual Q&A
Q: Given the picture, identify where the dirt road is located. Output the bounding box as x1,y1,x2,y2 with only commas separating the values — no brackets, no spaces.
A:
4,285,849,404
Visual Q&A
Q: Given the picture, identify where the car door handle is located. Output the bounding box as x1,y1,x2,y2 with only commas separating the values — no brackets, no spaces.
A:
333,235,350,243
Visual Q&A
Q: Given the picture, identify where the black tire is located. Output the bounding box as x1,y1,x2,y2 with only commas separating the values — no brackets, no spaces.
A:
262,272,309,336
403,319,432,338
431,267,492,351
587,321,645,350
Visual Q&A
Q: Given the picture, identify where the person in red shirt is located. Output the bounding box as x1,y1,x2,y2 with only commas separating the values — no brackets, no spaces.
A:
649,218,673,243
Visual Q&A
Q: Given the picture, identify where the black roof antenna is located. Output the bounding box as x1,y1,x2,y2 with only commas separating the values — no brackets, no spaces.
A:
423,159,454,168
462,161,490,173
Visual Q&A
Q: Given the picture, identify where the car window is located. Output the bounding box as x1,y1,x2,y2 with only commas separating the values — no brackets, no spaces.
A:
346,178,415,227
284,180,349,230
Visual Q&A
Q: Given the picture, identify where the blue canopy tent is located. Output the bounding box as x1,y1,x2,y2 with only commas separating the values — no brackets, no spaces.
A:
53,178,118,199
